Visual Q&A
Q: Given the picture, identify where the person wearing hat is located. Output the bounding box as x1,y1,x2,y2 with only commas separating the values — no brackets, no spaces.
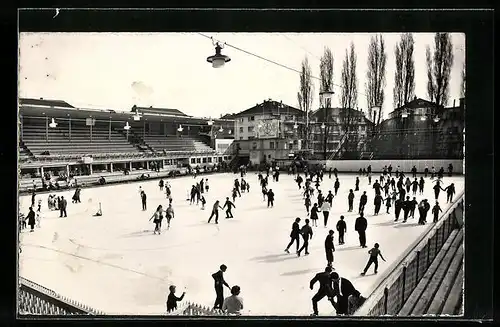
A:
166,285,185,313
222,285,244,315
324,230,335,267
330,272,363,315
212,264,231,310
310,266,336,316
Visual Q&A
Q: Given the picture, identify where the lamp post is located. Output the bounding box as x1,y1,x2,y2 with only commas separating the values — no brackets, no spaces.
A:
370,105,381,154
400,110,409,158
319,90,334,160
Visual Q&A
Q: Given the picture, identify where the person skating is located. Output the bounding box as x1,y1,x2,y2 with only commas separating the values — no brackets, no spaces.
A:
208,200,223,224
285,217,301,254
433,182,442,201
331,272,363,316
200,195,206,210
432,201,443,223
166,285,185,313
347,189,355,212
373,194,383,215
431,166,436,179
411,165,417,178
354,213,368,248
141,191,147,211
448,163,453,177
411,178,419,196
359,191,367,214
372,180,382,196
159,179,164,192
388,164,393,176
424,165,429,178
267,189,275,208
59,196,67,217
383,182,390,197
333,167,338,179
354,177,360,191
419,177,425,195
223,197,236,218
360,243,386,275
320,200,331,227
298,219,313,256
212,265,231,310
409,197,418,219
325,230,336,267
261,185,268,202
310,203,319,227
296,175,303,190
234,179,241,197
402,196,412,223
149,205,164,235
304,194,311,215
334,178,340,196
205,178,210,193
405,177,411,194
325,190,334,206
443,183,456,203
309,266,336,316
222,285,244,315
336,216,347,245
384,194,392,214
26,207,35,232
165,203,174,229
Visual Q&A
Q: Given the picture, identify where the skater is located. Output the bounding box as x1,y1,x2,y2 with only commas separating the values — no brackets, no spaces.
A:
325,190,334,206
296,175,303,190
409,197,418,218
297,219,313,256
328,168,332,179
411,165,417,178
267,189,275,208
205,178,210,193
212,265,231,310
304,194,311,215
433,182,442,200
165,204,174,229
373,194,383,215
93,202,103,217
424,165,429,178
141,191,147,211
261,185,268,202
354,213,368,248
411,178,419,196
325,230,335,267
26,207,35,232
431,167,436,179
360,243,386,275
384,194,392,214
320,200,331,227
419,177,425,195
166,285,186,313
310,203,319,227
333,167,338,178
149,205,164,235
208,200,223,224
359,191,367,214
448,163,453,177
35,209,42,228
331,272,363,316
388,164,393,176
223,197,236,218
310,266,336,316
402,196,412,223
334,178,340,196
336,216,347,245
200,195,206,210
432,201,443,223
59,196,67,217
367,172,372,185
285,217,301,254
443,183,456,203
405,177,411,193
159,179,164,191
222,285,244,315
348,189,355,212
372,180,382,196
355,177,360,191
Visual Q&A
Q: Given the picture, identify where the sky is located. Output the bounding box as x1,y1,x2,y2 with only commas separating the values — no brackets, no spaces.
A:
19,32,465,119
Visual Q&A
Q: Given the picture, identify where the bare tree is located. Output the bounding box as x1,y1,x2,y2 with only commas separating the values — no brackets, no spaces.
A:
426,33,454,108
297,56,314,151
338,42,358,158
366,34,387,125
319,46,334,159
460,61,465,98
393,33,415,108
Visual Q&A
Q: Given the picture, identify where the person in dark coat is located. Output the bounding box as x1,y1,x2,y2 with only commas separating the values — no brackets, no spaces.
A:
419,177,425,195
208,200,223,224
331,272,363,316
372,180,382,196
310,203,319,227
310,266,336,316
141,191,147,211
354,177,360,191
359,191,367,214
394,198,402,221
333,168,338,178
336,216,347,245
26,207,36,232
298,219,313,256
433,183,442,201
285,218,301,253
411,165,417,178
409,197,418,219
324,230,335,267
212,264,231,310
448,163,453,177
223,197,236,218
354,213,368,248
411,178,419,196
373,194,383,215
166,285,185,313
443,183,456,203
402,196,412,223
267,189,275,208
422,199,431,223
348,190,355,212
59,196,67,217
432,201,443,223
159,179,164,191
360,243,386,275
424,165,429,178
334,178,340,196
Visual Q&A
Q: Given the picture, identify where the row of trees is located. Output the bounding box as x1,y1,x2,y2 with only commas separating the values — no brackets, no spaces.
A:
296,32,462,156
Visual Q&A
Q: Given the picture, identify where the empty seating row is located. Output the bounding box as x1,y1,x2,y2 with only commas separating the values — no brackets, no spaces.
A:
398,228,464,316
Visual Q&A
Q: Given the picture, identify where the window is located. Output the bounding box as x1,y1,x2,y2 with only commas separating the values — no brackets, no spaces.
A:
228,156,232,160
269,141,275,149
196,158,201,163
240,118,244,123
248,136,255,140
250,116,255,121
202,157,207,163
239,137,243,140
191,158,196,164
248,126,254,132
239,127,244,133
223,156,228,160
208,157,212,163
218,157,223,162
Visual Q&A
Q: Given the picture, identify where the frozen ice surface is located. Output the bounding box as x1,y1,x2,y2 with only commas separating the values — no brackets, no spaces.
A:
18,173,464,316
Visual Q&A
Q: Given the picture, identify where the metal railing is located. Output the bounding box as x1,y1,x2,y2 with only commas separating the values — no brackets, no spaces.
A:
354,192,464,316
166,301,231,316
18,277,104,315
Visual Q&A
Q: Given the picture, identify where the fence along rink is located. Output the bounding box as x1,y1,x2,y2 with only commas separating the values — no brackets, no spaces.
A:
354,191,464,316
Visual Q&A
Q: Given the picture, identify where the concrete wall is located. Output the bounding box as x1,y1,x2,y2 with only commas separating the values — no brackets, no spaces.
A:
318,159,464,174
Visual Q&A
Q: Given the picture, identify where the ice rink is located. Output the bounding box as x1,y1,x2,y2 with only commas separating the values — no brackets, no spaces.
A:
18,172,464,316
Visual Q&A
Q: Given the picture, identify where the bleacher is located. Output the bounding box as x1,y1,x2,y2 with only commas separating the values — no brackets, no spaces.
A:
19,146,33,162
141,134,214,154
22,119,142,159
398,228,464,316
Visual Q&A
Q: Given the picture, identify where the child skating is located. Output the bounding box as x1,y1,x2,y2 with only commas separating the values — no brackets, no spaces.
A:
361,243,386,275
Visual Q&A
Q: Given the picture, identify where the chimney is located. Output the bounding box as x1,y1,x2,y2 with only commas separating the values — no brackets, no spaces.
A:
453,99,456,107
40,97,43,100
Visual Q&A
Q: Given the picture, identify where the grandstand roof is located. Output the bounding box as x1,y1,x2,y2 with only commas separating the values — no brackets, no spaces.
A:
231,100,302,118
131,105,190,117
393,97,444,112
19,98,74,108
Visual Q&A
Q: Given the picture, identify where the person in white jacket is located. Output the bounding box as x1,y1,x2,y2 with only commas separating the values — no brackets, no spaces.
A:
320,201,332,227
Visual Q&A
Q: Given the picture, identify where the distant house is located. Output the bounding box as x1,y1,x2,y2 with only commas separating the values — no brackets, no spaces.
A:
20,98,74,108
